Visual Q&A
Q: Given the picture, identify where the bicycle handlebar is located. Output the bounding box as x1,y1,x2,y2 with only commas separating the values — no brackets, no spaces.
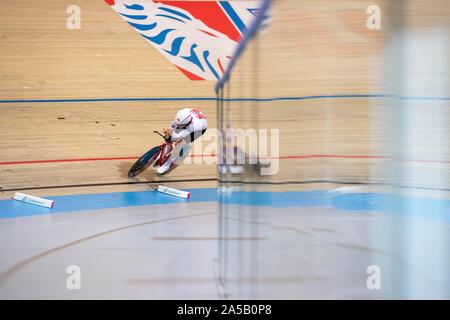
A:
153,130,171,143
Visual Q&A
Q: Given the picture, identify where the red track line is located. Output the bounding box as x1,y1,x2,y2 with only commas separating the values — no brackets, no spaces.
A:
281,155,450,164
0,154,448,166
0,157,139,166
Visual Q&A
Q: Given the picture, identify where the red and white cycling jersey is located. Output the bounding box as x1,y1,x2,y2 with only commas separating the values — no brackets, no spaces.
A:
170,109,208,142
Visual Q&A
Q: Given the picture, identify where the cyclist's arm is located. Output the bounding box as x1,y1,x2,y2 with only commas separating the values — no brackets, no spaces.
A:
163,121,178,136
171,129,190,142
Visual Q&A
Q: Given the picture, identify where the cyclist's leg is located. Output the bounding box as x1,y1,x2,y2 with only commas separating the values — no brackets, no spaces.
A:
157,129,206,175
172,142,191,165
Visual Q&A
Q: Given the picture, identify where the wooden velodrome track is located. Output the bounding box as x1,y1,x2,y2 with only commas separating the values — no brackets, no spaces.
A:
0,0,221,199
0,0,448,199
0,0,449,300
0,0,376,200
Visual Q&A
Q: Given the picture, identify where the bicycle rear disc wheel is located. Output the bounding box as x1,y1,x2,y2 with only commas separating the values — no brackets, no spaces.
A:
128,146,161,177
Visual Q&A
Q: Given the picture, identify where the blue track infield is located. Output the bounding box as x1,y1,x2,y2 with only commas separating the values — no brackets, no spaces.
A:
0,189,449,221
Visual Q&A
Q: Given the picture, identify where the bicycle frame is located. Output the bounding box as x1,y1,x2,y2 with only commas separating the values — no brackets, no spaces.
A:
155,141,173,167
128,131,176,178
153,131,173,167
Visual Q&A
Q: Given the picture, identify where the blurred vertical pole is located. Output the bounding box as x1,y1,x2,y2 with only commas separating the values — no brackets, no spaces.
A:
382,0,408,299
250,16,260,300
383,0,450,299
217,85,226,298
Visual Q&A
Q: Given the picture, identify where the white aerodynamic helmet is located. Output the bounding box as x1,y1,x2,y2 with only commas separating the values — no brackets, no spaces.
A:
174,108,193,126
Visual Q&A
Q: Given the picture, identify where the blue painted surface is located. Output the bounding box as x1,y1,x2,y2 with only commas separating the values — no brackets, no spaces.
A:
0,189,215,219
143,29,175,45
1,189,449,222
219,1,247,34
125,4,144,11
119,13,148,20
203,50,220,80
155,14,186,24
181,44,204,71
164,36,186,56
159,7,192,21
223,190,325,207
331,192,450,221
128,21,157,31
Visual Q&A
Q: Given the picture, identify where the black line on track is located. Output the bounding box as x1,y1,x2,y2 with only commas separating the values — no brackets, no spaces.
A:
2,179,449,193
0,178,217,192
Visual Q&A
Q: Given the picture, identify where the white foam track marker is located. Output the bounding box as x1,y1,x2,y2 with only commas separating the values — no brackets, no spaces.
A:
13,192,55,208
156,185,190,199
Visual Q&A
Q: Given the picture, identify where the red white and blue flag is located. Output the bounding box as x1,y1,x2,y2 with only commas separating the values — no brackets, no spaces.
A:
104,0,264,80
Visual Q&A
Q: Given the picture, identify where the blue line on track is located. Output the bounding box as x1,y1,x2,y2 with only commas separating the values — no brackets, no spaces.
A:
0,94,449,104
